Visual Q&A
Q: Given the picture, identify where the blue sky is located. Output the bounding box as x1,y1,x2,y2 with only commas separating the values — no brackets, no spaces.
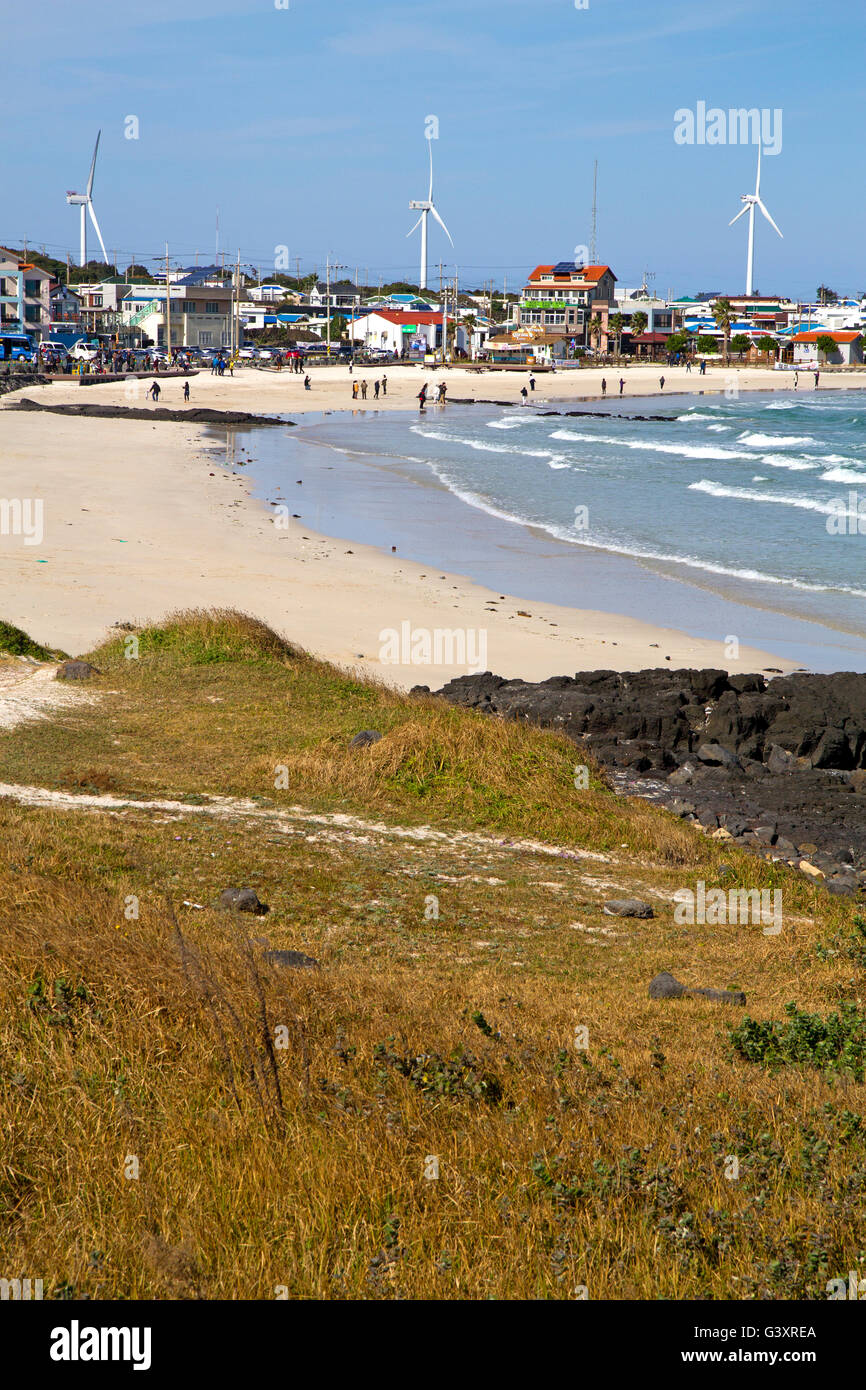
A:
3,0,863,298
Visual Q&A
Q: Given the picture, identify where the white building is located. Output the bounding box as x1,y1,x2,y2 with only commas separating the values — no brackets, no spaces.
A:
121,285,233,348
346,310,445,355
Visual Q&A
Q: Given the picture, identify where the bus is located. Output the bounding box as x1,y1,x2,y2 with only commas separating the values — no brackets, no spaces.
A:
0,333,35,362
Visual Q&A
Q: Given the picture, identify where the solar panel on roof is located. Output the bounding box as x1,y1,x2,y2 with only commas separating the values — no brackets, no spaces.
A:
551,261,577,274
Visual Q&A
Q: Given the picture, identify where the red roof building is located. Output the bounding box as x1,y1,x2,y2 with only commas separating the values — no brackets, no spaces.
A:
519,260,617,350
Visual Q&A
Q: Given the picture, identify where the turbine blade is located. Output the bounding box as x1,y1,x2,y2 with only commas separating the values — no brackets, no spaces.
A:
427,138,434,201
756,197,783,238
86,131,101,198
755,143,761,197
88,201,109,263
729,205,749,226
430,204,454,246
406,212,425,238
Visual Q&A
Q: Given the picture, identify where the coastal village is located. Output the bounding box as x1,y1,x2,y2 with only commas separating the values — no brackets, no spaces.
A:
2,245,863,373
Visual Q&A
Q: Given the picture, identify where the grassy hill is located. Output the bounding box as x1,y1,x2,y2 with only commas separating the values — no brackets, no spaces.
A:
1,610,864,1299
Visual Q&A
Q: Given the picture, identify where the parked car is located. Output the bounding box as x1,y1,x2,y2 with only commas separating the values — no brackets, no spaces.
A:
37,342,69,366
70,340,99,361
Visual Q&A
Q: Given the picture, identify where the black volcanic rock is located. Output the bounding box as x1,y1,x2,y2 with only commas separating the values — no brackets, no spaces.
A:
428,667,866,878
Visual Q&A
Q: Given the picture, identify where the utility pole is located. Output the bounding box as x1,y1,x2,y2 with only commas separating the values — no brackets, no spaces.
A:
590,159,598,264
326,258,347,358
233,250,241,356
438,261,444,298
164,243,172,360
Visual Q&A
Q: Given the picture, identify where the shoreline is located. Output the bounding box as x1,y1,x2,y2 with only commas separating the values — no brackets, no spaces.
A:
3,363,864,683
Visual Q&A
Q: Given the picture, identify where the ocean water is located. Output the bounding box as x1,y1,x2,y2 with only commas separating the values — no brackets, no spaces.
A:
223,388,866,671
404,390,866,625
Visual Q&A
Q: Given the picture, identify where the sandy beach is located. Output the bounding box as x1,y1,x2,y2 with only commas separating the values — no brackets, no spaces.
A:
3,361,864,684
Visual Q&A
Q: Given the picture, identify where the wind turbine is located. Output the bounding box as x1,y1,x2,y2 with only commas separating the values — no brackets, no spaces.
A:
728,144,783,297
66,132,109,268
407,141,453,291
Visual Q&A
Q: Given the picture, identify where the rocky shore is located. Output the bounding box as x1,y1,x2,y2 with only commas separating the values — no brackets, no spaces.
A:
7,398,290,426
417,668,866,896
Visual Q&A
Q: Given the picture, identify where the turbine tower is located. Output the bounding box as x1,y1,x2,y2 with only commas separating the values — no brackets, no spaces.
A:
728,145,782,297
66,132,109,268
407,141,453,291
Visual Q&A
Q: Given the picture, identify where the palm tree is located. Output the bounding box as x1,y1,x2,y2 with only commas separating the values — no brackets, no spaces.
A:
463,313,477,360
608,312,624,358
630,311,648,357
712,297,734,365
588,315,603,353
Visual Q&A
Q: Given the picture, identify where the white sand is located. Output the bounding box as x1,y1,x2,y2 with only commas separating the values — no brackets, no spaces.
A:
2,361,860,684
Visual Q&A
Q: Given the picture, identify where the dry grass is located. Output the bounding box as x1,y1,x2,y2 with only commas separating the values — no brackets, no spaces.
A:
1,609,865,1300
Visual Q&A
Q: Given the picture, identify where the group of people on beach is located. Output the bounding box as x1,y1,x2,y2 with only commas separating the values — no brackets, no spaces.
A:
352,376,388,402
599,378,627,398
147,380,190,403
417,381,448,410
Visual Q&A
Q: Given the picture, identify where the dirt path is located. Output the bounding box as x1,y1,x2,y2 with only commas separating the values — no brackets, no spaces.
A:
0,661,98,730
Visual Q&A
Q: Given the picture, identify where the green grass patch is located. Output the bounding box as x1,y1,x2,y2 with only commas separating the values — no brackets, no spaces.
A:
0,619,66,661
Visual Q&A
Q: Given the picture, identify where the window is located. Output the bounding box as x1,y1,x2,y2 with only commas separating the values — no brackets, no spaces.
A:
205,301,220,313
199,331,212,346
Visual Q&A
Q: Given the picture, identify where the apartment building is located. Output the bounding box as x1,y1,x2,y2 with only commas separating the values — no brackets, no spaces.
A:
517,261,617,349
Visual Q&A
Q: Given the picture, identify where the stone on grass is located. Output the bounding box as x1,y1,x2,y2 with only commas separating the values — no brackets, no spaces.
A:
350,730,382,748
798,861,824,879
649,970,746,1006
263,949,320,970
217,887,269,915
603,898,654,919
825,873,859,897
56,660,100,680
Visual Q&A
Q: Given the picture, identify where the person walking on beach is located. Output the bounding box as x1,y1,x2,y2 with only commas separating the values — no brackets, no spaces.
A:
520,385,529,405
794,370,799,389
685,357,692,373
304,374,311,391
352,380,359,400
374,379,380,399
814,370,820,387
659,375,666,390
619,377,625,396
601,377,607,396
440,380,447,403
529,373,536,391
381,374,387,395
183,380,190,402
418,384,428,410
361,380,368,400
149,380,160,402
